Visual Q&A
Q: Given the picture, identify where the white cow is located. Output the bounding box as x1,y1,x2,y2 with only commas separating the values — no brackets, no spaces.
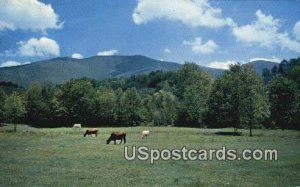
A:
73,123,81,128
141,130,150,139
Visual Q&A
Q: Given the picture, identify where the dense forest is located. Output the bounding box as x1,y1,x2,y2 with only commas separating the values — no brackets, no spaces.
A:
0,57,299,134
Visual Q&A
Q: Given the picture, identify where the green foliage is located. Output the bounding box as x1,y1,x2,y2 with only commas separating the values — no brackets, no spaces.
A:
150,90,177,126
0,81,22,94
268,77,299,129
91,88,117,124
267,57,300,129
3,92,26,122
49,87,67,120
116,88,146,126
207,64,269,135
0,88,6,123
1,58,299,130
206,73,236,128
59,79,95,123
25,84,54,123
177,63,212,127
3,92,26,131
238,65,270,135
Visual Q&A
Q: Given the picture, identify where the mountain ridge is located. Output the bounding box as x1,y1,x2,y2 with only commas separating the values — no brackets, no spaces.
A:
0,55,278,87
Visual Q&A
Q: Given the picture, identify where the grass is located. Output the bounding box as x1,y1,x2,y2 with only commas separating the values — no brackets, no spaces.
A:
0,124,299,186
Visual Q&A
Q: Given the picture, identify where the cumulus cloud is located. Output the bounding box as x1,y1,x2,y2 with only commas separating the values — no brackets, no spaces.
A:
97,49,118,56
294,21,300,41
164,48,171,54
207,60,236,70
183,37,218,54
249,57,281,63
0,0,62,31
18,37,60,57
132,0,235,28
72,53,84,59
232,10,300,53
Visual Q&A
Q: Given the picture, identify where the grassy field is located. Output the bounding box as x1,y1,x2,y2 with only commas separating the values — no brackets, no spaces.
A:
0,124,299,187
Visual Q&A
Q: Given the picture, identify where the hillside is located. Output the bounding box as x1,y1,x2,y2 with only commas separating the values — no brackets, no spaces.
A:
0,55,278,87
0,55,222,87
247,60,279,74
0,55,178,87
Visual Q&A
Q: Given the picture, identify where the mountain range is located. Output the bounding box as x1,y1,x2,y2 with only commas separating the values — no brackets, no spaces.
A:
0,55,278,87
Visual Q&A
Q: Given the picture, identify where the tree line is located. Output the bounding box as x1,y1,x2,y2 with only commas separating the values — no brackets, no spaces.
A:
0,57,299,134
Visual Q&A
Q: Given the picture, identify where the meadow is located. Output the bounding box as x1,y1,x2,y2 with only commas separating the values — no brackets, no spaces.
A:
0,124,299,186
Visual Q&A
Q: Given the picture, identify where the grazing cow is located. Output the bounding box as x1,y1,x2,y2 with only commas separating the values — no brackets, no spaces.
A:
142,130,150,139
73,123,81,128
83,128,98,137
106,131,126,144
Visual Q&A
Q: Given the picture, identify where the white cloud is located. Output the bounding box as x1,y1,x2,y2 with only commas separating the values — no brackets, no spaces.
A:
232,10,300,53
0,61,21,68
97,49,118,56
18,37,60,57
249,57,281,63
72,53,84,59
207,60,236,70
0,0,62,31
164,48,171,54
0,60,31,68
183,37,218,54
294,21,300,41
23,61,31,65
277,33,300,52
132,0,235,28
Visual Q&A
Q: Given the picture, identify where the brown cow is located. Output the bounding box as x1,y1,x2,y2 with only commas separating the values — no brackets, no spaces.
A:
83,128,98,137
106,131,126,144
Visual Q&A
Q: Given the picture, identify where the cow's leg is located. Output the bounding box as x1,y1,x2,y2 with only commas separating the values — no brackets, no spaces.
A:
114,140,116,145
119,139,122,144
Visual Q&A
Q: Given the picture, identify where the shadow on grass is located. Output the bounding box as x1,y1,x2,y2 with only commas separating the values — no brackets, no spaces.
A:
215,131,242,136
3,129,15,133
0,123,7,127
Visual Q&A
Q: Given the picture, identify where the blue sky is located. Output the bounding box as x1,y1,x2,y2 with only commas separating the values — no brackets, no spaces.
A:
0,0,299,69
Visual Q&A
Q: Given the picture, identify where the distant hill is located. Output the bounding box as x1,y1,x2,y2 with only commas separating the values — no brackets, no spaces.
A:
0,55,278,87
246,60,279,74
0,55,181,87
